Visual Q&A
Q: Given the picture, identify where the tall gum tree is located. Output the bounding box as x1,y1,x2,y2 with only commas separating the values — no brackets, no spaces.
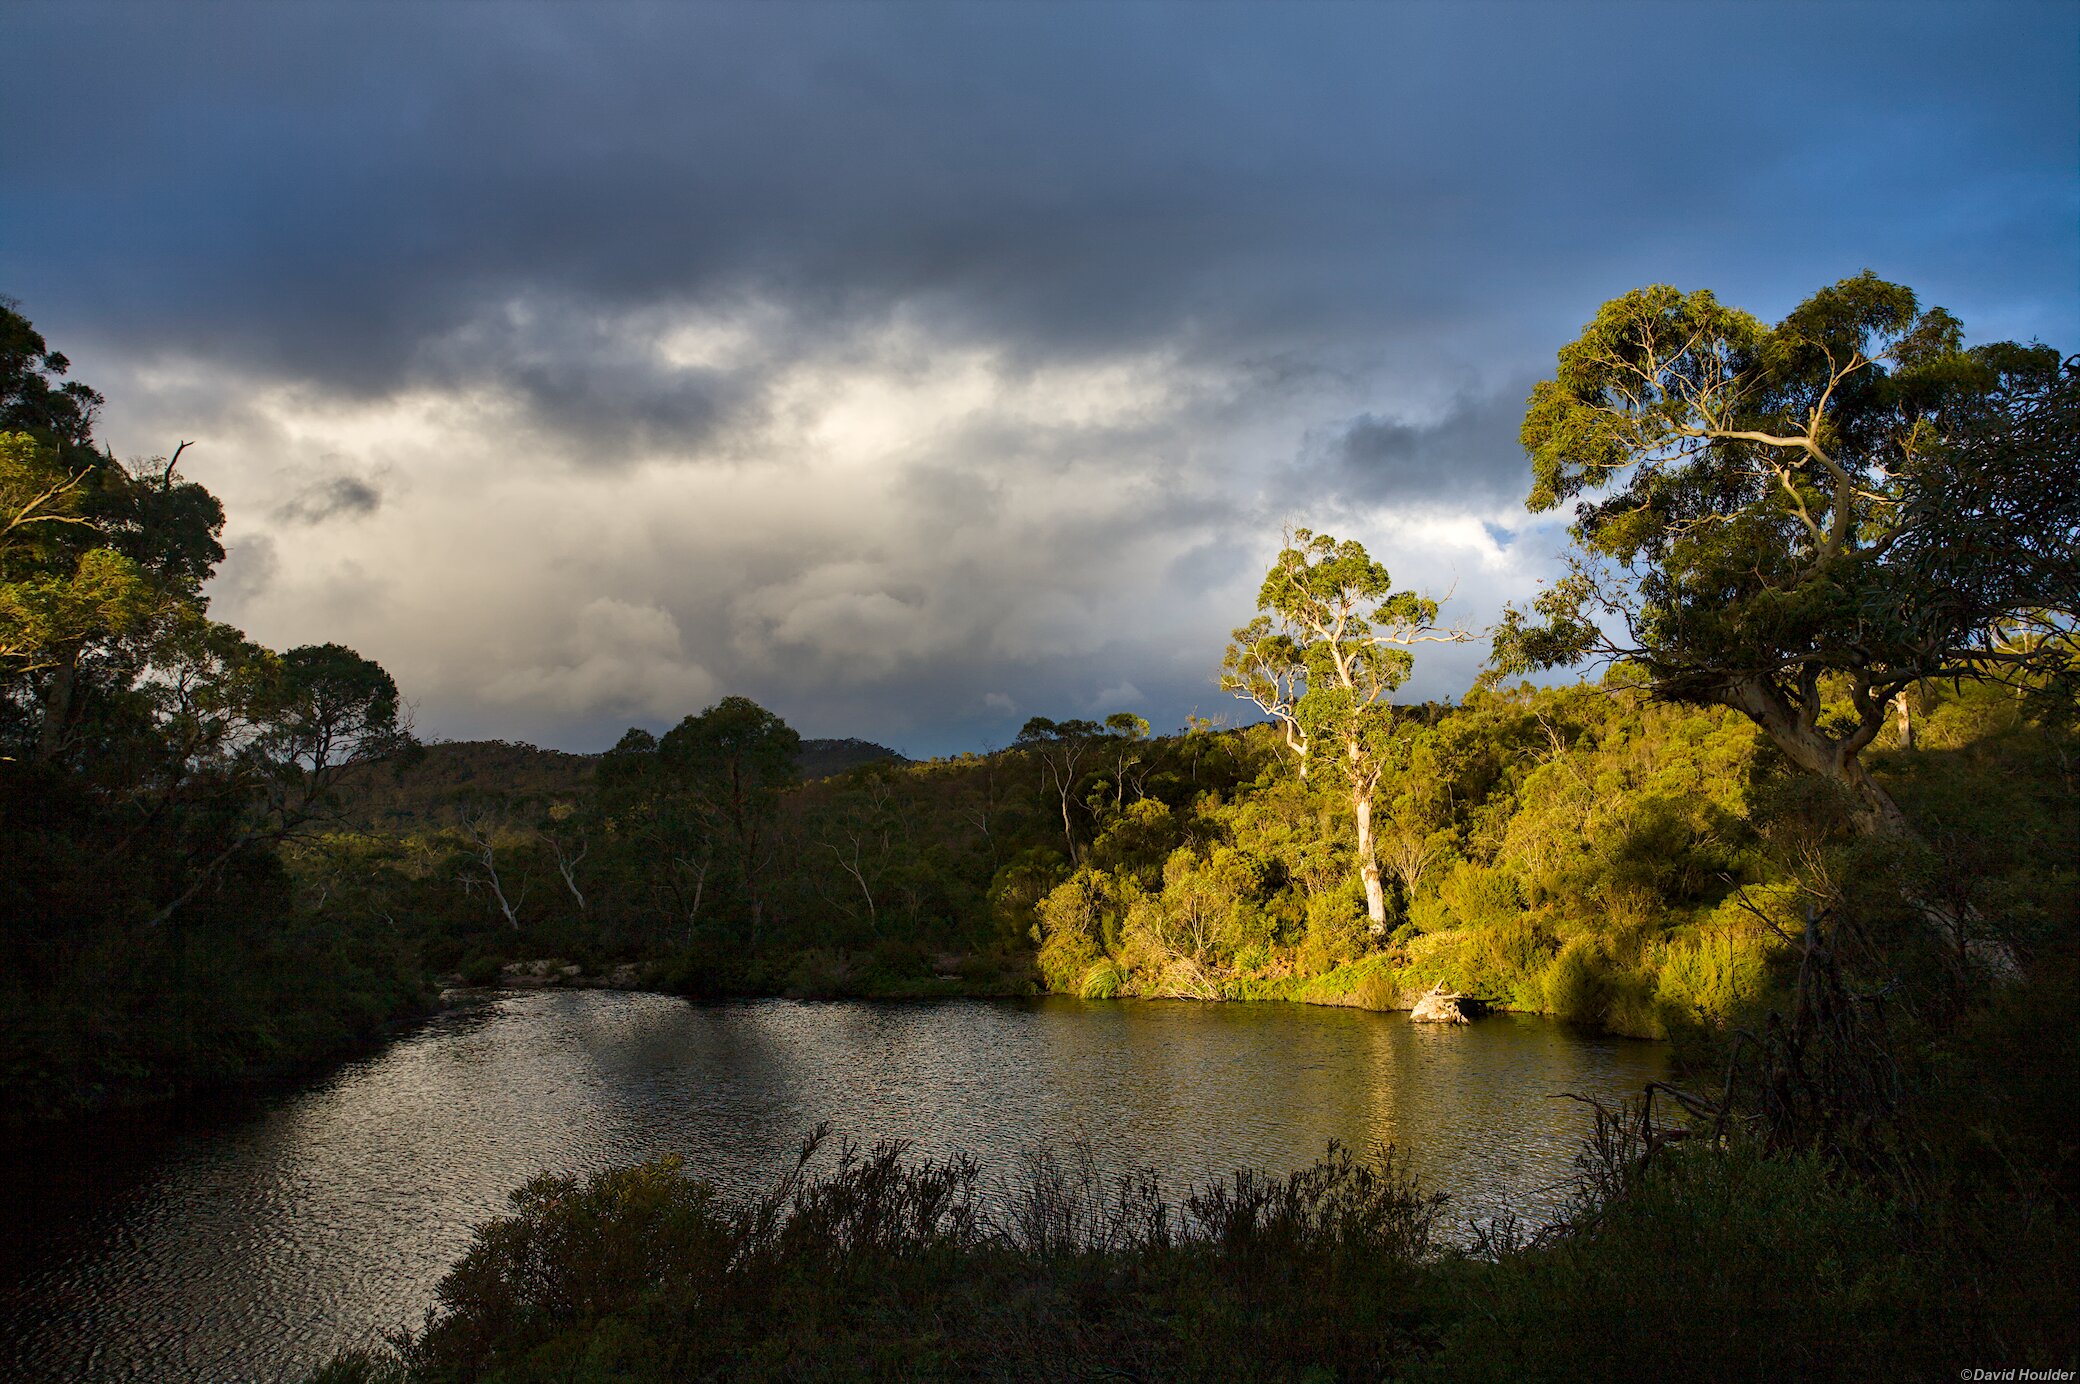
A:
1013,714,1145,866
1493,274,2078,968
1222,529,1468,932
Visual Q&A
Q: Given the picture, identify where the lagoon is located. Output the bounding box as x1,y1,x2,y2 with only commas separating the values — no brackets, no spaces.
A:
0,991,1666,1382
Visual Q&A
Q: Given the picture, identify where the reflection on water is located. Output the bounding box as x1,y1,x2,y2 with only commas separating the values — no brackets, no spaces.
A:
0,991,1665,1382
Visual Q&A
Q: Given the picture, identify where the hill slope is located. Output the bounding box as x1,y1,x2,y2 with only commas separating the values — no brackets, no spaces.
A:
330,736,909,829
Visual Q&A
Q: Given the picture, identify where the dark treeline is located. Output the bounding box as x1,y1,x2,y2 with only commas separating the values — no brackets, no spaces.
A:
2,301,421,1126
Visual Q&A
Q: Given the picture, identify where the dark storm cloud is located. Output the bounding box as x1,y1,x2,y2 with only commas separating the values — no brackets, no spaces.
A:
275,475,381,525
1300,385,1538,510
413,299,770,463
8,1,2073,405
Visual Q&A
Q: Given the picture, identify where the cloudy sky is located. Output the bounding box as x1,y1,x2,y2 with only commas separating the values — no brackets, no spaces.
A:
4,2,2074,756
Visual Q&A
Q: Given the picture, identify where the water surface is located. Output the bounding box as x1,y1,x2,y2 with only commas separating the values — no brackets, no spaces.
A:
1,991,1666,1382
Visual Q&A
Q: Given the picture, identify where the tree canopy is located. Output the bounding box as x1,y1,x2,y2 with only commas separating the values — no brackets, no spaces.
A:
1494,273,2079,841
0,299,409,922
596,696,802,942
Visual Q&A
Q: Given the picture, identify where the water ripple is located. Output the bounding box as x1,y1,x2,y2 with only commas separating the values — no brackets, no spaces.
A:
0,992,1666,1382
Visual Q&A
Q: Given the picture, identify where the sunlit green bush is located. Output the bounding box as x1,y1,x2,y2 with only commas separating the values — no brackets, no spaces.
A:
1437,861,1525,930
1654,925,1773,1027
1078,958,1123,999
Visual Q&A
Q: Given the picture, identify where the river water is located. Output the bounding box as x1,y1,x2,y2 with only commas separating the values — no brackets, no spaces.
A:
1,990,1666,1382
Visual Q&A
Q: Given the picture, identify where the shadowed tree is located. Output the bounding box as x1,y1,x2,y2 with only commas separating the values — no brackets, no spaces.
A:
598,727,713,940
658,696,801,944
144,634,414,925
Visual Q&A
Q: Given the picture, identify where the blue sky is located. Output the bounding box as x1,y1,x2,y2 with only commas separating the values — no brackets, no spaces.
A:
4,1,2074,754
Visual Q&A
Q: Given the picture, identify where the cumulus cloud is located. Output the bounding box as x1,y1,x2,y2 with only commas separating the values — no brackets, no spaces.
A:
484,598,717,721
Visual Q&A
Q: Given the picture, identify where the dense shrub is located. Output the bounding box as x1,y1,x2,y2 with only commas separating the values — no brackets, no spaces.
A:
1442,1143,1944,1384
318,1133,1450,1383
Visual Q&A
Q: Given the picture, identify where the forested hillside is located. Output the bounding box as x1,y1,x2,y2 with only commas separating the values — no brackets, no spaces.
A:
284,674,2070,1059
328,737,908,831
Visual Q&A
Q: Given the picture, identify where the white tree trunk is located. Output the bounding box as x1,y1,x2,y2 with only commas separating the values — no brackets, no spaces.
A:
1354,785,1388,933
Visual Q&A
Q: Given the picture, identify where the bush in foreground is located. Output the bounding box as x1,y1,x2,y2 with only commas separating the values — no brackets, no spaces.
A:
315,1130,1447,1383
311,1112,2076,1383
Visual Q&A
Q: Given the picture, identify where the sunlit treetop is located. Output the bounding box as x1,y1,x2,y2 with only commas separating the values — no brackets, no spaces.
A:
1497,272,2079,847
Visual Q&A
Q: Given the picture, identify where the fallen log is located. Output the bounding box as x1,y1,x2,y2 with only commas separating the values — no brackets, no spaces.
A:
1409,981,1489,1024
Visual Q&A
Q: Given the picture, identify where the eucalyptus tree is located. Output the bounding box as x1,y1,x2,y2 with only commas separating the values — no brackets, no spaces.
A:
1102,711,1151,806
1015,716,1105,865
1493,275,2077,972
1014,713,1149,866
1493,275,2078,844
1222,530,1467,932
142,631,413,925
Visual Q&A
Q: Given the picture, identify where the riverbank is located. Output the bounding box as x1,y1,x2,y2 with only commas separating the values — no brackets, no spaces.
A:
447,948,1586,1024
306,954,2080,1383
454,949,1511,1019
2,915,437,1133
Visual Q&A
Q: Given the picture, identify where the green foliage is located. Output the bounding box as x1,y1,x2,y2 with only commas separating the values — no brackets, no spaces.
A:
1298,883,1372,974
1652,920,1773,1052
1077,957,1123,999
1542,937,1611,1028
1435,861,1523,929
1034,869,1121,993
1443,1143,1945,1383
1499,274,2079,844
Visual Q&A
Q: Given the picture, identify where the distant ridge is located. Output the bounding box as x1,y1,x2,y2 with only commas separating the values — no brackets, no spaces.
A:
796,737,912,779
330,740,597,827
331,734,909,828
